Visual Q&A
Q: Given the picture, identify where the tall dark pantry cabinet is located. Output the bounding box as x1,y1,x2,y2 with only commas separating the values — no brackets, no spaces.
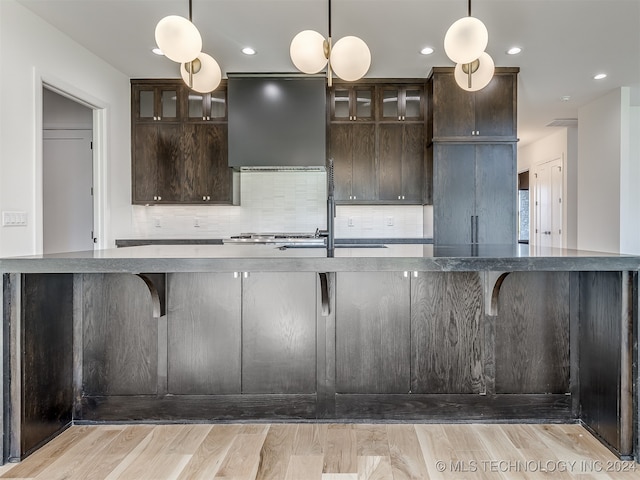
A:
429,67,519,245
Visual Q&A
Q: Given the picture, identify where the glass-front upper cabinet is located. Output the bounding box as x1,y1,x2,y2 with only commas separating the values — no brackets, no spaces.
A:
133,83,180,122
187,88,227,122
330,85,375,121
379,85,424,122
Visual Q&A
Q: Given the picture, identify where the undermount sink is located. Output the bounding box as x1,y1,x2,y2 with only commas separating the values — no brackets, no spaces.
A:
277,244,387,249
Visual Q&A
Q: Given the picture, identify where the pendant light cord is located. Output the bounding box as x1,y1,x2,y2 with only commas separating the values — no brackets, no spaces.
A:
468,0,471,16
328,0,332,38
189,0,193,21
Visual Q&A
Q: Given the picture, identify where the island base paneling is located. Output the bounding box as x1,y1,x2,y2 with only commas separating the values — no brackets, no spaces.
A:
2,268,635,462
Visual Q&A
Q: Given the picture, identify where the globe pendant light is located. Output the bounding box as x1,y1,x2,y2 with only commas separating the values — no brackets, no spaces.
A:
155,15,202,63
154,0,222,93
454,52,495,91
290,30,329,74
180,53,222,93
289,0,371,85
444,0,494,91
444,16,488,65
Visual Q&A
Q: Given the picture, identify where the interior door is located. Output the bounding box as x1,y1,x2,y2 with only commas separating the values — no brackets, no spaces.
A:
43,130,94,253
534,157,563,248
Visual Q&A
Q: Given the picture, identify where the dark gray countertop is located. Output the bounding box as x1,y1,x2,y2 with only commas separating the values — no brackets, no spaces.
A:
114,238,434,247
2,244,639,274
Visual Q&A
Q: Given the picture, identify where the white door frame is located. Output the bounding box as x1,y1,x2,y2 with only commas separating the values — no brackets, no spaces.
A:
34,71,108,252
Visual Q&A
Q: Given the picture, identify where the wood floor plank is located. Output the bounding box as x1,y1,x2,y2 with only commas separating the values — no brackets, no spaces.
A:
255,425,297,480
354,425,389,457
323,425,357,475
293,424,327,456
499,424,549,450
415,424,459,480
213,431,268,480
30,427,121,480
387,425,430,480
176,425,242,480
441,424,486,451
106,425,186,480
357,455,393,480
284,455,323,480
57,425,155,480
0,426,94,478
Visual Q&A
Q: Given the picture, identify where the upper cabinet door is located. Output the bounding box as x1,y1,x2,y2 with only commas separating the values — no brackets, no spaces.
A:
379,85,424,122
432,73,474,138
473,74,516,137
186,90,227,122
330,85,375,121
133,84,181,122
430,68,518,140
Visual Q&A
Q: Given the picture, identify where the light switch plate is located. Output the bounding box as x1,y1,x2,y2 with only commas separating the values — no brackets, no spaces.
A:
2,211,27,226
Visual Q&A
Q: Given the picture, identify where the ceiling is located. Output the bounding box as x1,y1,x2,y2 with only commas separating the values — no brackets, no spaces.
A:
16,0,640,147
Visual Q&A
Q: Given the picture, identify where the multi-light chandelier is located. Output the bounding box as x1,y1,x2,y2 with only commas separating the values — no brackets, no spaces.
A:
444,0,495,91
289,0,371,86
154,0,222,93
153,0,496,92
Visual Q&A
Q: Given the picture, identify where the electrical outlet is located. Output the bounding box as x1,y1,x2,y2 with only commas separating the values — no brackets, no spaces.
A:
348,217,354,227
386,216,394,226
153,217,161,228
193,216,200,228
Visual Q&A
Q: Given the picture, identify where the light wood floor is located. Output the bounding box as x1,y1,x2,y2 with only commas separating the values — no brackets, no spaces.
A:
0,423,637,479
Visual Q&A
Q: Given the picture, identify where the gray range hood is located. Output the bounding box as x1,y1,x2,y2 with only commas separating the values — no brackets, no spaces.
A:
227,74,327,171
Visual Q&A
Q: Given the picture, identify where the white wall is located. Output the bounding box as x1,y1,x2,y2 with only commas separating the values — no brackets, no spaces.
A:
620,105,640,254
517,127,578,248
0,0,130,256
577,88,630,253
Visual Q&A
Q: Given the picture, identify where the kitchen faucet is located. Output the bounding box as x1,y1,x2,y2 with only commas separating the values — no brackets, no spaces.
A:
315,158,336,257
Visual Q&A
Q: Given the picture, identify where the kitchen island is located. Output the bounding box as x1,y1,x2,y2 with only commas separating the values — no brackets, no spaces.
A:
1,244,639,463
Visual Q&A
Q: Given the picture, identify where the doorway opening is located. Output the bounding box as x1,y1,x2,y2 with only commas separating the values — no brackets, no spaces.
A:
42,88,95,254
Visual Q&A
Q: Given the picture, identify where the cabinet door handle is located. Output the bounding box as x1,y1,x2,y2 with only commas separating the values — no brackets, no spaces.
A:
319,272,330,316
158,196,162,201
475,215,479,243
471,216,474,243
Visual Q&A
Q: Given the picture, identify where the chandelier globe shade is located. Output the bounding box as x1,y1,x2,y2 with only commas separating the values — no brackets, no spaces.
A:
454,52,495,92
290,30,329,74
155,15,202,63
330,36,371,81
444,16,488,64
180,53,222,93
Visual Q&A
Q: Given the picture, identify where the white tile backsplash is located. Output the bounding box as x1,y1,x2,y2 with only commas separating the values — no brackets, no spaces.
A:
335,205,424,238
130,172,430,239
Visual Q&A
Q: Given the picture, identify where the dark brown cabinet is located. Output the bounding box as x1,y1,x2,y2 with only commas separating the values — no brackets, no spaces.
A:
336,271,411,393
330,123,377,202
430,67,518,141
433,143,516,244
378,123,424,202
131,79,235,205
329,80,427,204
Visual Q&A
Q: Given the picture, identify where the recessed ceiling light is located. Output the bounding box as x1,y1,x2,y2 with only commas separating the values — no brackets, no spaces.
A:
420,47,434,55
506,46,522,55
152,47,164,56
561,95,571,102
242,47,256,55
594,73,607,80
